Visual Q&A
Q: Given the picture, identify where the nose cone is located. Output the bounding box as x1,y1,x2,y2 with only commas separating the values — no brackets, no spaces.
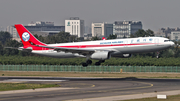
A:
171,42,175,46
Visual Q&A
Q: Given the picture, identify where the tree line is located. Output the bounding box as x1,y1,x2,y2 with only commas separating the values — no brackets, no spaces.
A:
0,56,180,66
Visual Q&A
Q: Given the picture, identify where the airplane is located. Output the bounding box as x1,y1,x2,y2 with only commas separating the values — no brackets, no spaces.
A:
9,24,174,67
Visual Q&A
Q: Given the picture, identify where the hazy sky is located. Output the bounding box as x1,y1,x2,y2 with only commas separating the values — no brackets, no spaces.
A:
0,0,180,31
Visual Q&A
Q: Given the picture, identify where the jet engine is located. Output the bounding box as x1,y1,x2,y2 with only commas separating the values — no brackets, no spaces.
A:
112,54,132,58
90,51,111,60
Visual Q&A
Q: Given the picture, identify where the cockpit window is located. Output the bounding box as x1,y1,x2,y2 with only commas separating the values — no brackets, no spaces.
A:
164,40,171,42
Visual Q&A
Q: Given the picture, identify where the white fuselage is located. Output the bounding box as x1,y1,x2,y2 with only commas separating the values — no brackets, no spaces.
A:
31,37,174,58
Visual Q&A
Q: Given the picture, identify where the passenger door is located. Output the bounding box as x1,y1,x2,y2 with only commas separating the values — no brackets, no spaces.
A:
124,40,128,47
154,38,159,45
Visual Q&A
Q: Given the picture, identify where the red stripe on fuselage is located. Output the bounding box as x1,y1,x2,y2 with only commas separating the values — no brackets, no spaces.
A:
31,43,157,51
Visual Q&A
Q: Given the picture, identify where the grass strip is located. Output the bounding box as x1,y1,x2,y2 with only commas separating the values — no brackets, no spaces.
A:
0,83,60,91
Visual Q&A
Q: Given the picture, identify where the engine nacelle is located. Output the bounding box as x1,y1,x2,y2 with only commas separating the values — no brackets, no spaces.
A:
90,51,111,60
122,54,132,58
112,54,132,58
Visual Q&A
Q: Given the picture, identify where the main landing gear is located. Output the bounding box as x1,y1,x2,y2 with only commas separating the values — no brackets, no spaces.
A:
82,60,105,67
95,60,105,66
82,60,92,67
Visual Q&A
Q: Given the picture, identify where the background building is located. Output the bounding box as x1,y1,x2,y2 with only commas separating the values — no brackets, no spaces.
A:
171,31,180,41
6,26,18,38
84,26,92,40
0,26,4,31
84,26,91,35
65,17,84,37
157,27,180,38
6,21,65,39
84,33,92,40
104,23,113,37
91,22,113,38
26,21,65,37
113,21,142,38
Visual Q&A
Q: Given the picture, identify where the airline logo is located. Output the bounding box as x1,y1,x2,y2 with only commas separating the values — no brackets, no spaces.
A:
22,32,30,42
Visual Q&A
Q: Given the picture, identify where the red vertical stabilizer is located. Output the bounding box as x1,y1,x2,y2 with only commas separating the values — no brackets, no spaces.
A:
15,24,46,47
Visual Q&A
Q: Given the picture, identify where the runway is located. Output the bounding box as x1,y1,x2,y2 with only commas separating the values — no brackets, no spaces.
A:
0,77,180,101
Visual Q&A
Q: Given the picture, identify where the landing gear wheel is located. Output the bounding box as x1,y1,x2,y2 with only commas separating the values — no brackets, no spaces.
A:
82,63,88,67
95,62,101,66
86,60,92,64
99,60,105,63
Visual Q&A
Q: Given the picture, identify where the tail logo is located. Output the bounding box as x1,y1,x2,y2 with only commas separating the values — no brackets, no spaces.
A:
22,32,30,42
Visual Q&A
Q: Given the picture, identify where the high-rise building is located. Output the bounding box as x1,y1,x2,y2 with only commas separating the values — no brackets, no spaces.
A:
113,21,142,38
65,17,84,37
92,22,113,38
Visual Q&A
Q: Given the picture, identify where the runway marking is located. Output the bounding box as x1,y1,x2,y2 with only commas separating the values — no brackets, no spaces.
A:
0,81,153,101
91,85,95,87
84,81,154,93
58,82,95,88
68,81,154,101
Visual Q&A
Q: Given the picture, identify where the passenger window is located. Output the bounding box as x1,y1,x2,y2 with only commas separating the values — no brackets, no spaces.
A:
149,39,153,41
131,40,133,43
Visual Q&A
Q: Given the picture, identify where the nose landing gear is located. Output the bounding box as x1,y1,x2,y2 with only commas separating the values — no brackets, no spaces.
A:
156,51,160,58
82,59,105,67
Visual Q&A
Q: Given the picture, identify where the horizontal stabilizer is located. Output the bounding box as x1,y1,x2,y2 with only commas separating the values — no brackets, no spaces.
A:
5,47,32,52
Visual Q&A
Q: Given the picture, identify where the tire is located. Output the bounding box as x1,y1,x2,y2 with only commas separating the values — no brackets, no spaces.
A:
100,60,105,63
95,62,100,66
86,60,92,64
82,63,88,67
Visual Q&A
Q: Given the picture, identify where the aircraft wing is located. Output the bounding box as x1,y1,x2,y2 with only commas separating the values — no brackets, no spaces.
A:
35,45,115,56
